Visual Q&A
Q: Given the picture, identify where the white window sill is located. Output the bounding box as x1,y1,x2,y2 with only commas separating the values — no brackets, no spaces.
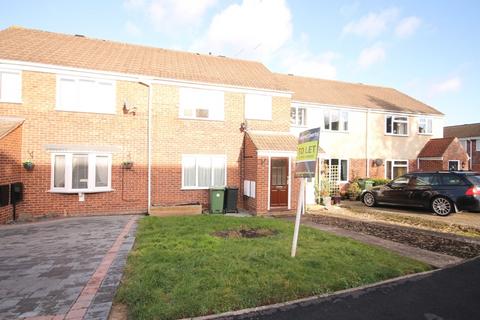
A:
49,188,114,194
0,100,22,104
291,124,308,128
322,129,349,133
55,107,116,115
178,116,224,122
245,118,272,121
181,186,225,190
385,133,409,137
418,133,433,136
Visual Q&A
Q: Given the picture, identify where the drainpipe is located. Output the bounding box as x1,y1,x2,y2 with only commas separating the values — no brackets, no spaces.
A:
139,81,152,214
365,109,370,178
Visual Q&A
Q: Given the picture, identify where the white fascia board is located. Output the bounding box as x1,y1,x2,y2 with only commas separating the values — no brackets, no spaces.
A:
257,150,297,157
292,100,444,118
0,59,291,97
418,157,443,160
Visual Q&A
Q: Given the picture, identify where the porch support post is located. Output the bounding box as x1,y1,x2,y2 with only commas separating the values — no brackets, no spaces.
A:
291,178,305,257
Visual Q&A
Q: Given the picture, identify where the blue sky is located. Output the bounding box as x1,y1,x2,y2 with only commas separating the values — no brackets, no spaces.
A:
1,0,478,125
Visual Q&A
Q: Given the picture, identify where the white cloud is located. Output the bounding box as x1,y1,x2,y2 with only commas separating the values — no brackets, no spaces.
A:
191,0,292,61
358,44,385,68
123,0,145,10
395,16,421,38
279,50,338,79
343,7,399,38
430,77,462,95
125,21,142,36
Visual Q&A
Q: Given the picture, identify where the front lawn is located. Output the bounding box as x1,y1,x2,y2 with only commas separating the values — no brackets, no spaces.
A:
116,215,429,319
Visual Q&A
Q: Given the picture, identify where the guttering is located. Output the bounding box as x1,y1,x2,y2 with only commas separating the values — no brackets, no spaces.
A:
366,109,370,178
139,80,153,214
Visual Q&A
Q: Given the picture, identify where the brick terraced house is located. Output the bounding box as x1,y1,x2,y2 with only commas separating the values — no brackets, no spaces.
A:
0,26,446,223
444,123,480,171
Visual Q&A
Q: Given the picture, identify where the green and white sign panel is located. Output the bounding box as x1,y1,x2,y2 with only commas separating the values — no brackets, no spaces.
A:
295,127,320,178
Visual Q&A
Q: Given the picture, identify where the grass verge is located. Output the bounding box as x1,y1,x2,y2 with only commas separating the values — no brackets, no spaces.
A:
115,215,429,319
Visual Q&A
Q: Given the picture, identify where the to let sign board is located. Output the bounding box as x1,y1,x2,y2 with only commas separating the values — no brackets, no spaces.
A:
295,127,320,178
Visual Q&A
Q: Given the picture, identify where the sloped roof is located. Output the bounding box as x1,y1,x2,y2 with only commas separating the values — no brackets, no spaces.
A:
418,137,457,157
0,116,24,140
444,123,480,138
275,73,442,115
0,26,286,91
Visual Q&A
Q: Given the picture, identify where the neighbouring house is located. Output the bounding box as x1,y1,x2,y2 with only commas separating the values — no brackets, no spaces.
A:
444,123,480,171
0,26,445,223
275,73,444,204
417,137,469,171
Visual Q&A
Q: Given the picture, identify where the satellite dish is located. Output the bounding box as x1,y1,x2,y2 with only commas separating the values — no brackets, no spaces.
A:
374,159,383,166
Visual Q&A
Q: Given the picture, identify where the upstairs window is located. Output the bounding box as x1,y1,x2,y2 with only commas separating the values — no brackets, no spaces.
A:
51,153,112,193
179,87,224,120
386,115,408,136
245,93,272,120
182,155,226,189
57,76,116,114
323,110,348,131
0,70,22,103
418,117,433,134
290,106,307,126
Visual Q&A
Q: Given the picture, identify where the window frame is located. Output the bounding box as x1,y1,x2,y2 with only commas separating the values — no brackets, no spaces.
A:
181,154,227,189
0,69,22,103
290,106,307,127
50,152,113,193
418,117,433,135
385,115,409,136
323,158,349,183
448,160,460,171
178,87,225,121
322,109,349,132
385,159,409,179
244,93,272,121
55,75,116,114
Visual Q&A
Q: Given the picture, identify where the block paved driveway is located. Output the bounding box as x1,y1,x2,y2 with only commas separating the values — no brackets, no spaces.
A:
0,215,138,320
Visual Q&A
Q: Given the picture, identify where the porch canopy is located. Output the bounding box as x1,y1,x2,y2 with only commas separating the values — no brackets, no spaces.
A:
0,116,24,140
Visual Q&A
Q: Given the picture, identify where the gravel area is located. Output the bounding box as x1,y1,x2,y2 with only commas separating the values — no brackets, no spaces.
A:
307,214,480,259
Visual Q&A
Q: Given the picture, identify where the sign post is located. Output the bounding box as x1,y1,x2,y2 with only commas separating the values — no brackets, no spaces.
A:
291,127,320,257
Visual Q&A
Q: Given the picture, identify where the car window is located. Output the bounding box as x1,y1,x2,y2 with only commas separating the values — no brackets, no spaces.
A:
466,175,480,186
437,174,467,186
413,174,432,186
391,175,410,187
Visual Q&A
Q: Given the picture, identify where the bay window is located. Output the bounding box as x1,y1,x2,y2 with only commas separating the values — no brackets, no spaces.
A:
386,115,408,136
182,155,226,189
51,153,112,192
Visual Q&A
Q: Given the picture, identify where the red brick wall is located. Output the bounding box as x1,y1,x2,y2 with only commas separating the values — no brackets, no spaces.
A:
418,159,443,171
0,125,22,224
442,139,469,170
243,134,258,212
472,140,480,170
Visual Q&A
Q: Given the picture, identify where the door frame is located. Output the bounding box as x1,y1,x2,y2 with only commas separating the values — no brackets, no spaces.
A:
261,151,294,211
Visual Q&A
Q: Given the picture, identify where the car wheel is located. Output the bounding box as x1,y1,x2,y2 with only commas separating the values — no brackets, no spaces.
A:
431,197,454,216
362,192,376,207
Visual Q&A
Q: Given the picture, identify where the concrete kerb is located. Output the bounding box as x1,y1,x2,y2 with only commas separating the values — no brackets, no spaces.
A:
186,257,476,320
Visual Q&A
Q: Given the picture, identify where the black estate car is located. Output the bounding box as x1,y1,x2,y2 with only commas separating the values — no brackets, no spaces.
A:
361,171,480,216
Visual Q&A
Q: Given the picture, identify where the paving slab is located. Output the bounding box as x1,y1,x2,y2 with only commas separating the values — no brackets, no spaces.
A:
0,215,138,319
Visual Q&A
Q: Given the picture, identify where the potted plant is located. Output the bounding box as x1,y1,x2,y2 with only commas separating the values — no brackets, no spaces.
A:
347,181,361,201
122,161,134,169
23,160,34,171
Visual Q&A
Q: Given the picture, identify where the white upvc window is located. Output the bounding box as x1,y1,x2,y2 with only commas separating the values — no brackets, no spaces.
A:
323,158,349,182
290,106,307,126
385,160,409,179
385,115,408,136
182,155,226,189
245,93,272,120
448,160,460,171
51,153,112,193
0,70,22,103
179,87,224,120
56,75,116,114
418,117,433,134
323,109,348,132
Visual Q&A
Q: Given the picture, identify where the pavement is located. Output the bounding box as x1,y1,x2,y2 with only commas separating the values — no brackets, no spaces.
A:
0,215,138,320
207,257,480,320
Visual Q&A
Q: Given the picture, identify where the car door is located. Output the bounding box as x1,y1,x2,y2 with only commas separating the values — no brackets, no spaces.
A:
380,175,411,204
407,174,434,207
